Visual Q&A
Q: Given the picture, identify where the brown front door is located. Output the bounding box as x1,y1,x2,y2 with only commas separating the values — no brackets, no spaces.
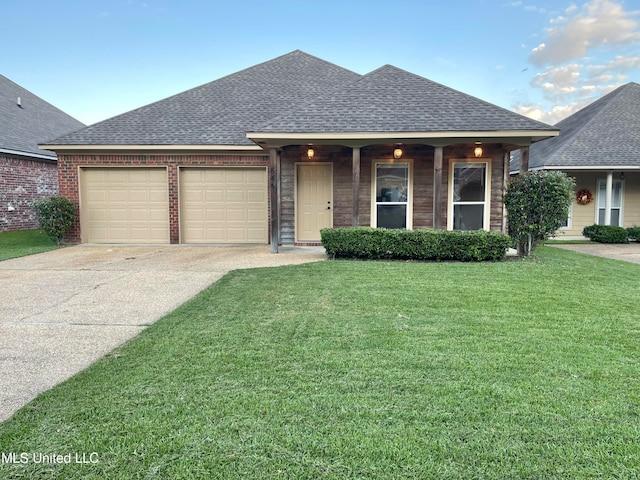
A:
296,164,333,241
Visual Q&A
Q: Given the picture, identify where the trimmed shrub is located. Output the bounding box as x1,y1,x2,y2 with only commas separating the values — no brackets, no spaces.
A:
320,227,511,262
32,196,77,244
582,224,628,243
504,171,575,257
627,226,640,242
582,224,600,239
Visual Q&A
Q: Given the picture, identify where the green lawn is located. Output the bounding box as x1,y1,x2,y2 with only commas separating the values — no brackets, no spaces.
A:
1,246,639,478
0,229,59,261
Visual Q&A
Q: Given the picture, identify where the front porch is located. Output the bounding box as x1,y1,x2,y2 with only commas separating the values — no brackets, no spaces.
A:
268,143,516,252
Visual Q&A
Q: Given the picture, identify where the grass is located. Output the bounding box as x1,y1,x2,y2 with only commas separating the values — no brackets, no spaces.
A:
0,229,59,261
1,246,639,478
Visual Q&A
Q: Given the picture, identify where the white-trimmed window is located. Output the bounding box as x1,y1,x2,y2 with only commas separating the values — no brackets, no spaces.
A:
448,160,490,230
597,179,623,226
372,160,412,229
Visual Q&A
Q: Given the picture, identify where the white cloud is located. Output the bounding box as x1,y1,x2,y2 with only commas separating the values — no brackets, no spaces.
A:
530,0,640,65
530,64,583,101
587,55,640,76
516,1,640,123
515,101,591,124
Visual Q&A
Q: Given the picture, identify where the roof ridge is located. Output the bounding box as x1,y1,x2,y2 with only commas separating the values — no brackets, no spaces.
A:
50,50,351,133
250,67,365,132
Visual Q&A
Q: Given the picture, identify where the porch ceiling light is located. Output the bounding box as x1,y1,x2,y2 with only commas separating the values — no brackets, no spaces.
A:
307,147,315,160
474,142,483,158
393,146,403,159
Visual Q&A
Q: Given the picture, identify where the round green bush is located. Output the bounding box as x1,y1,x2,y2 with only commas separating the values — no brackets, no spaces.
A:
32,196,77,244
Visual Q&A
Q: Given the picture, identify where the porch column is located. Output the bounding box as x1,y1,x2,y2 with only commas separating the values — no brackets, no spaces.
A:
519,146,529,174
503,150,511,233
269,147,279,253
433,146,443,229
604,171,613,225
352,147,361,226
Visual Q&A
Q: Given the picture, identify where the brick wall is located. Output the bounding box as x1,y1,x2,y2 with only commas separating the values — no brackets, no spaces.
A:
56,147,507,244
57,153,269,243
0,153,58,231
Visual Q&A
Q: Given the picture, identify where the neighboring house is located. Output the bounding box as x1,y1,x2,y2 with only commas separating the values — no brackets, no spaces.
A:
0,74,85,231
42,50,558,250
511,82,640,238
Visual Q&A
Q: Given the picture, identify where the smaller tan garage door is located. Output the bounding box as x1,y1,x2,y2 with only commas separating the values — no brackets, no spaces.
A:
180,167,268,243
81,168,169,243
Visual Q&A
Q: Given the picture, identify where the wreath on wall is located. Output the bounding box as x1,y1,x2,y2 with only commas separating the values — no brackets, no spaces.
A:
576,189,593,205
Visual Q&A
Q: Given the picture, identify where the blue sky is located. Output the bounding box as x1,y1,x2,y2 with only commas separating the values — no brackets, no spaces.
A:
2,0,639,126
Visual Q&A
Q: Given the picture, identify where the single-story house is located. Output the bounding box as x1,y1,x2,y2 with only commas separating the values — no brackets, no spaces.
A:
41,50,558,251
511,82,640,237
1,74,85,231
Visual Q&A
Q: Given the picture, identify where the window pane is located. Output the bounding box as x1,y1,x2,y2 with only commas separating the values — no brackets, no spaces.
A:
376,165,408,203
454,204,484,230
598,208,621,226
598,180,622,208
377,205,407,229
454,164,485,202
613,182,622,207
612,209,620,225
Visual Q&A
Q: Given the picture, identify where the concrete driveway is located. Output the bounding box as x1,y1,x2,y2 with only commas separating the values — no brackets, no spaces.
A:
0,244,325,422
550,242,640,264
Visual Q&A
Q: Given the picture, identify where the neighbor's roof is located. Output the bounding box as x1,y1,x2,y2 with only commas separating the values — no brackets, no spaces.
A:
512,82,640,171
45,50,361,148
0,74,85,159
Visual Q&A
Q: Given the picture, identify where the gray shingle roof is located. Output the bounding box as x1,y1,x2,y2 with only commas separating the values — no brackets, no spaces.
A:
46,50,361,146
0,74,85,158
514,82,640,171
254,64,555,133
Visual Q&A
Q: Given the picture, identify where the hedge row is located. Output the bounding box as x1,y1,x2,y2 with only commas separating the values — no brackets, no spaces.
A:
320,227,511,262
582,224,638,243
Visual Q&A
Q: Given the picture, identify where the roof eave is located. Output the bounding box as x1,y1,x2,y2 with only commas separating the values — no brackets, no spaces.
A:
39,144,265,154
247,130,559,148
542,165,640,170
1,147,57,161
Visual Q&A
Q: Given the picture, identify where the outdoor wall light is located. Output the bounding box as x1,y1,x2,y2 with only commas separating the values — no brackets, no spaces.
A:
474,142,483,158
307,147,315,160
393,146,403,159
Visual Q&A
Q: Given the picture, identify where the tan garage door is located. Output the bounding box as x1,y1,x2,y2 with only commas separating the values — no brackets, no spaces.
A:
81,168,169,243
180,167,267,243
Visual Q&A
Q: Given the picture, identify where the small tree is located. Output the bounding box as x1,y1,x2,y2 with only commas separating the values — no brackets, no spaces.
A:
32,196,77,244
504,171,575,256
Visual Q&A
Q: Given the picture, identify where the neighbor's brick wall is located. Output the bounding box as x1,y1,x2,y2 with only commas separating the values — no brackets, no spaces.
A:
0,153,58,231
57,153,269,243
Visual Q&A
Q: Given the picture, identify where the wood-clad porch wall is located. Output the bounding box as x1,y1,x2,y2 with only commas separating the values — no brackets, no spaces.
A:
278,143,507,244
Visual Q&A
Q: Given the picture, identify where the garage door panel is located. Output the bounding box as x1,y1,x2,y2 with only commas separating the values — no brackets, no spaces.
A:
226,190,245,203
180,168,267,243
226,209,246,221
81,168,169,244
205,190,224,202
247,208,265,221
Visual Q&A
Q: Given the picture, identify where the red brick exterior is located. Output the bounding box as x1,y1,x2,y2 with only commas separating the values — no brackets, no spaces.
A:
0,153,58,231
57,145,508,244
57,153,269,243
